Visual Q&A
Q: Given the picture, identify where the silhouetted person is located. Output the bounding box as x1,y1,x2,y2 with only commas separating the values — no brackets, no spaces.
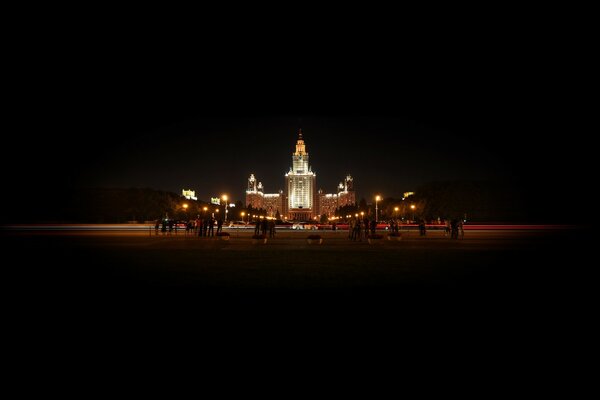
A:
261,218,268,236
208,217,215,236
450,219,458,239
155,219,160,235
268,219,275,238
203,217,210,237
352,219,361,241
196,218,204,236
217,218,223,234
419,219,426,236
255,219,261,235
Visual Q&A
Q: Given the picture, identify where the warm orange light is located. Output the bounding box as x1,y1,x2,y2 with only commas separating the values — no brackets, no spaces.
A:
222,194,228,201
203,207,208,211
410,204,415,210
241,212,245,216
216,209,219,212
376,195,381,201
394,207,399,211
183,204,188,209
360,212,364,216
355,213,359,217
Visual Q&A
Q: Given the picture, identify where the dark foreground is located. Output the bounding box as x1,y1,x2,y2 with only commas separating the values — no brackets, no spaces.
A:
5,226,595,378
5,229,587,323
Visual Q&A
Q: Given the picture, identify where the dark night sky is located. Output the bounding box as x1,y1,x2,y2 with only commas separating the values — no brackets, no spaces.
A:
81,115,509,203
4,23,590,221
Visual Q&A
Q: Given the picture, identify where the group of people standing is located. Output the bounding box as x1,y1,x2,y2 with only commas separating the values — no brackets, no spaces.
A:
154,216,224,237
348,217,379,241
254,218,276,238
444,219,464,239
345,217,464,240
153,216,466,239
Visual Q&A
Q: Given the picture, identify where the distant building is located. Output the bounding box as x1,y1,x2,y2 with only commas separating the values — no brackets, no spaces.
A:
246,174,287,218
182,189,197,200
246,129,355,221
317,175,356,218
246,174,263,210
264,191,286,218
285,129,316,221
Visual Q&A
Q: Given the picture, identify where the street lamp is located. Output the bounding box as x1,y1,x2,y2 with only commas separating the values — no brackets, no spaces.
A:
222,195,228,223
241,211,246,224
410,204,416,222
375,195,381,222
182,203,188,220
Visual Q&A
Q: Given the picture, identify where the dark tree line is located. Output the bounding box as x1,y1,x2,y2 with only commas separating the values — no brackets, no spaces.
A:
404,180,525,222
330,180,554,223
69,188,185,223
380,180,540,223
9,187,218,224
4,179,562,224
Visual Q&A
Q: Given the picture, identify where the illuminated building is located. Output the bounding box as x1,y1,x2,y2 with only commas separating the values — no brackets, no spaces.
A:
182,189,197,200
285,129,316,221
246,174,287,218
263,191,285,218
317,175,356,218
246,130,355,221
246,174,264,210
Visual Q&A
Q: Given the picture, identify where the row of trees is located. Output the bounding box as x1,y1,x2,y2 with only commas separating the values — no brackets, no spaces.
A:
6,179,550,224
332,180,530,223
12,188,238,224
47,188,282,224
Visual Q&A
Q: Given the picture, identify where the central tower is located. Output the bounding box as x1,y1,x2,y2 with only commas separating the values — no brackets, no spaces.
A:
285,129,316,221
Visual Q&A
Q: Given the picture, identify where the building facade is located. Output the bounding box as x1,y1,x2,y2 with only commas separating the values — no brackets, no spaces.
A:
245,130,355,221
246,174,287,218
182,189,197,200
285,129,316,221
316,175,356,218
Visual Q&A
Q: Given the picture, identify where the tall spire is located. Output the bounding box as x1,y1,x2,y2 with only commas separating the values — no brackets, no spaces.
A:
294,128,306,156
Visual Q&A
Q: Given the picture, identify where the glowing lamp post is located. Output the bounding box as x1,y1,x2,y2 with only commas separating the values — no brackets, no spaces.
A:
222,195,228,223
410,204,416,222
375,195,381,222
183,203,188,219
